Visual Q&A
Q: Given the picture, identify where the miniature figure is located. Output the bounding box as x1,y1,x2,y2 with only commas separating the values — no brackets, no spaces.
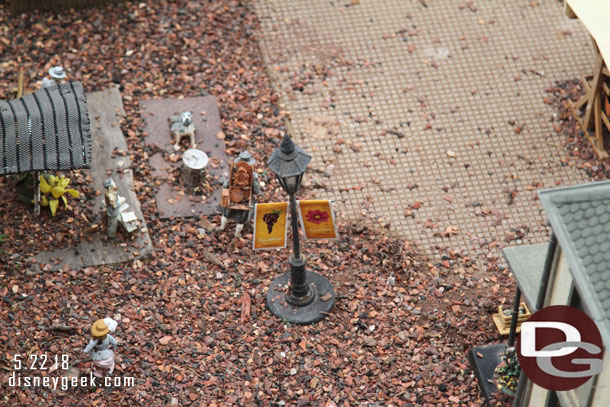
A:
103,178,138,238
494,347,520,396
169,111,196,151
103,178,122,238
83,318,118,378
42,66,67,88
219,151,260,237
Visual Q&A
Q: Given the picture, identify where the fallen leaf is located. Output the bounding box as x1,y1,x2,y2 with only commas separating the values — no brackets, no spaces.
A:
240,292,251,324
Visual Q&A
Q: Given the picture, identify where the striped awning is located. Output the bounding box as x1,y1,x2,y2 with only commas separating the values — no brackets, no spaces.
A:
0,81,91,175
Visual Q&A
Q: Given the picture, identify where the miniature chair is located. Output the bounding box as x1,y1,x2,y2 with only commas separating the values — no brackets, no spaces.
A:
568,40,610,159
565,0,610,158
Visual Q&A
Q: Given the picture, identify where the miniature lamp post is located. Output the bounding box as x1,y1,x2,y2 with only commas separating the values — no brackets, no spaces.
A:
266,135,335,324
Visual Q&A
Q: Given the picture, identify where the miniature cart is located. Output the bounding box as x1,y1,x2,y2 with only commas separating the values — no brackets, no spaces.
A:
220,161,254,211
119,211,139,235
492,302,531,336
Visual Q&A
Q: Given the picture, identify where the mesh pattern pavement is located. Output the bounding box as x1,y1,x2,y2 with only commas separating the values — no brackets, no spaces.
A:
253,0,592,263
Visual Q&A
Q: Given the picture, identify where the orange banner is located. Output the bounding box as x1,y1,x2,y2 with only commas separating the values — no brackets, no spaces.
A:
253,202,289,250
297,200,337,241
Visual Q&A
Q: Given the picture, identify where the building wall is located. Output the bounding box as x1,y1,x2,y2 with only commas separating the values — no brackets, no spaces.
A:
524,249,610,407
590,363,610,406
527,251,574,406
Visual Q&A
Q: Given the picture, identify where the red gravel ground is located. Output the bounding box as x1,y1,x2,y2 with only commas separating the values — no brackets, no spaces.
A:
0,1,519,406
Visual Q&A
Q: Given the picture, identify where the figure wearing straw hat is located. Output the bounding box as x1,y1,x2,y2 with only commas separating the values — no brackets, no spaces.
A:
83,318,118,378
42,66,67,88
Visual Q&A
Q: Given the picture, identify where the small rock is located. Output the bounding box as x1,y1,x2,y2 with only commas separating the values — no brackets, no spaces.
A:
63,367,80,379
364,337,377,347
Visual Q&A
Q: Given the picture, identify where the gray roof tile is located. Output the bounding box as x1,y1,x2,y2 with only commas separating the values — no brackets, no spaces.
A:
591,272,601,284
583,255,595,267
595,281,606,293
596,205,606,215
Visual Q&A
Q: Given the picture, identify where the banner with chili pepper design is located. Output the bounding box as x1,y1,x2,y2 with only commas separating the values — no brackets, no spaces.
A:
253,202,289,250
297,200,337,241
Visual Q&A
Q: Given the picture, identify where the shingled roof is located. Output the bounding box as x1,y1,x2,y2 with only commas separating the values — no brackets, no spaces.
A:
539,180,610,347
0,81,91,176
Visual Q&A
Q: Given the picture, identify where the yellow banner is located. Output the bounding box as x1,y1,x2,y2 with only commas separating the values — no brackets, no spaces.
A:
298,200,337,240
253,202,289,250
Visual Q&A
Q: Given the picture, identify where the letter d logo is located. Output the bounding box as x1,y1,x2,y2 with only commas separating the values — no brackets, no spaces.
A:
520,321,580,357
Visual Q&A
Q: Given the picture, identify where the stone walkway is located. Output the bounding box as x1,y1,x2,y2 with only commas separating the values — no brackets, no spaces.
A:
32,87,151,272
253,0,592,264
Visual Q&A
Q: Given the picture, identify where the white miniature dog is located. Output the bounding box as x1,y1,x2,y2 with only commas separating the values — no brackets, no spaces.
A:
169,111,196,151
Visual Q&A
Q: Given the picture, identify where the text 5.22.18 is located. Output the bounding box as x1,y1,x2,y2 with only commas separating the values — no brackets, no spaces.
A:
12,354,70,371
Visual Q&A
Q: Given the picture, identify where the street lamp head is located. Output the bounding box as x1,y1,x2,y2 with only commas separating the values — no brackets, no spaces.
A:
267,134,311,195
280,135,296,156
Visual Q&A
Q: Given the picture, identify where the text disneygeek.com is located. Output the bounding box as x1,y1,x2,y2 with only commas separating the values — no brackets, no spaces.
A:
8,372,135,390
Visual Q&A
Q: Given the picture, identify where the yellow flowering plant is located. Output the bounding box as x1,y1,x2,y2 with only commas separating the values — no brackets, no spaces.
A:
39,174,80,216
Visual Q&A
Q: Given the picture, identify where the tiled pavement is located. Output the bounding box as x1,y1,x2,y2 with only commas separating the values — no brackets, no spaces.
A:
253,0,592,264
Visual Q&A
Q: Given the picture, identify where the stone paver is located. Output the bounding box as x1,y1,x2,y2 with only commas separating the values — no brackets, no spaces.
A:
139,96,228,219
32,87,152,272
253,0,592,263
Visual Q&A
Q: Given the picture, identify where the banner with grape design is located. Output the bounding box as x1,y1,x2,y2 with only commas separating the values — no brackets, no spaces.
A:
253,202,289,250
297,200,337,241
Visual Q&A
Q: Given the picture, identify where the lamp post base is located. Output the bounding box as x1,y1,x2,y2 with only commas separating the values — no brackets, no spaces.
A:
266,270,335,325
